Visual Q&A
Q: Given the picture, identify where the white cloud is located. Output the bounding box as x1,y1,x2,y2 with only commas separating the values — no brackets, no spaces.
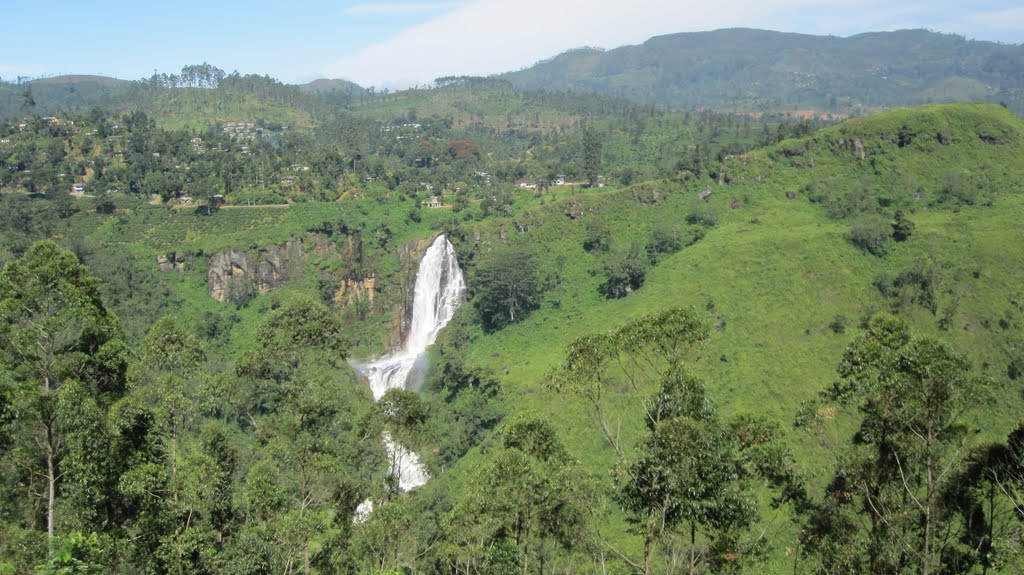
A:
323,0,857,88
0,64,48,77
345,2,466,16
792,1,933,34
967,6,1024,31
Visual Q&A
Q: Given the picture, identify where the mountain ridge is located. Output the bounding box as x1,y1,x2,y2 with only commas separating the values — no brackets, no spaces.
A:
500,28,1024,114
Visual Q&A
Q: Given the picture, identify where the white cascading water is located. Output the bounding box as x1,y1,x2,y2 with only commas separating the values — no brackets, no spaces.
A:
358,234,466,493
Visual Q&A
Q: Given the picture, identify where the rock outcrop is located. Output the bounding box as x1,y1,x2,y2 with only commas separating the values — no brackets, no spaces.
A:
157,252,190,273
207,240,302,303
334,275,377,307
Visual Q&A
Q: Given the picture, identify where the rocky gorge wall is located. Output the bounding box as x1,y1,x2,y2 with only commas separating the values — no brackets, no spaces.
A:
153,233,444,352
205,240,303,303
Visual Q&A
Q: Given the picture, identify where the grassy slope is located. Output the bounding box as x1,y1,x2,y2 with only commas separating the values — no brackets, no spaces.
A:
423,103,1024,566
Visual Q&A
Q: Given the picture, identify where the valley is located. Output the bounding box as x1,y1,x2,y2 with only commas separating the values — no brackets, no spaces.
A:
1,29,1023,575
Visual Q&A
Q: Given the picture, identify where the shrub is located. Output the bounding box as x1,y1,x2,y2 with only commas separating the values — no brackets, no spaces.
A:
873,266,937,314
582,220,612,253
828,315,849,334
849,214,893,256
598,243,648,299
646,223,685,263
891,210,914,242
686,204,719,227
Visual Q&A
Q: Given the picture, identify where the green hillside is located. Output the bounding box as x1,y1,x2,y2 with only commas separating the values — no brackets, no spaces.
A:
0,69,338,129
2,99,1023,574
456,102,1024,443
502,29,1024,114
430,103,1024,571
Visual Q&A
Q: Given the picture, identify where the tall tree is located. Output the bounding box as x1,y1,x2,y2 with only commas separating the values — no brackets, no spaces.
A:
940,423,1024,574
551,309,796,574
550,307,708,454
232,295,376,574
581,125,603,187
118,315,212,575
472,246,542,332
798,313,986,575
0,241,128,549
441,415,596,575
616,367,793,575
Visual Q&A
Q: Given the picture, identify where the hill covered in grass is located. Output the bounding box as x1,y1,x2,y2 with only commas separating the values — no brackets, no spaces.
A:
0,69,342,128
2,99,1023,573
423,103,1024,569
455,101,1024,441
501,29,1024,114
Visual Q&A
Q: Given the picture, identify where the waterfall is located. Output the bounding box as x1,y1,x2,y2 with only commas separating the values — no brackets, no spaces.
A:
357,234,466,493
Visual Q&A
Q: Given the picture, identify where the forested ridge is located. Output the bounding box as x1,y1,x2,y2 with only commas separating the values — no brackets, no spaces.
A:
501,28,1024,114
1,47,1023,575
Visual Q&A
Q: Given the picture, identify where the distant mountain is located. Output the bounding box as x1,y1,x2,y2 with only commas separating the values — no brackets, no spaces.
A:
0,75,137,117
30,75,130,88
297,78,367,108
500,28,1024,114
297,78,365,96
0,73,352,128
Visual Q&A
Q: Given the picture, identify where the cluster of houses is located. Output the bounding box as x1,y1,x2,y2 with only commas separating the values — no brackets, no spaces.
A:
381,123,422,133
69,182,123,198
515,175,571,189
279,165,309,185
415,170,606,210
382,123,423,141
221,122,260,140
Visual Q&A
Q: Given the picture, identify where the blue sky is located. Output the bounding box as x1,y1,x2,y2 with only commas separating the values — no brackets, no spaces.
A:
3,0,1023,88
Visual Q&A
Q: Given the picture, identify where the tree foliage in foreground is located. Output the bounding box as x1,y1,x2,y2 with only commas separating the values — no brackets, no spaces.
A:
551,308,801,575
438,414,597,574
796,313,1009,575
1,237,1023,575
0,240,130,553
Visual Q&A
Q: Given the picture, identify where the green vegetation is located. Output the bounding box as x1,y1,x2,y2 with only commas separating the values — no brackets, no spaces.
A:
1,47,1024,575
796,313,989,574
502,29,1024,114
472,245,543,331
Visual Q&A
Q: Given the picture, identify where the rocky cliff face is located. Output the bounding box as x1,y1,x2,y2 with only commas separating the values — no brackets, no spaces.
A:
207,240,302,303
201,234,451,353
389,236,436,347
156,252,191,273
334,274,377,307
